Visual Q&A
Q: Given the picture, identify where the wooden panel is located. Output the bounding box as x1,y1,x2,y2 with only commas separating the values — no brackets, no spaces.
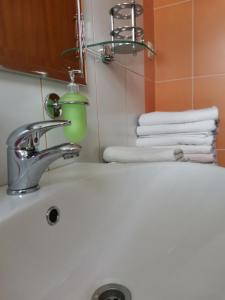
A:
0,0,85,83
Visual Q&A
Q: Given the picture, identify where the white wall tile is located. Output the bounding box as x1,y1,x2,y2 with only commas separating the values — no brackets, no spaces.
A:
95,61,127,156
0,71,43,185
78,55,100,162
83,0,95,44
116,52,145,77
90,0,145,154
91,0,117,42
125,70,145,146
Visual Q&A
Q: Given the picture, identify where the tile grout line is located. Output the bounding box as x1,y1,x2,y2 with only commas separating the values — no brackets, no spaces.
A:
93,59,102,162
156,77,193,83
143,77,154,83
90,0,101,162
124,70,129,146
192,0,194,109
155,72,225,84
194,73,225,79
39,78,48,149
39,78,45,121
154,0,191,10
153,7,157,111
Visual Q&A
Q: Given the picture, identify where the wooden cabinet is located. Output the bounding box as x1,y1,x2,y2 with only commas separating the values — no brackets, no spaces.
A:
0,0,85,83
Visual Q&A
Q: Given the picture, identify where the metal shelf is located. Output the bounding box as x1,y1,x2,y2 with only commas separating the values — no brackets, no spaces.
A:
61,40,156,63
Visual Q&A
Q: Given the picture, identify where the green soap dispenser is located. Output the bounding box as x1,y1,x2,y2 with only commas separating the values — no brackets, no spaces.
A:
59,71,88,143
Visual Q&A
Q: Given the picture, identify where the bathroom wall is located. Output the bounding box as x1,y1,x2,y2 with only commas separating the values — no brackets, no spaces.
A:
0,0,145,186
143,0,155,112
151,0,225,166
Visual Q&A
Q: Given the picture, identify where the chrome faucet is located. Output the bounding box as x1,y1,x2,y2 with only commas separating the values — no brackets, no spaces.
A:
7,120,82,195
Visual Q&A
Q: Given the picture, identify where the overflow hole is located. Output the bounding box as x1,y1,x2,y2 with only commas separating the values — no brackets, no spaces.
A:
46,206,60,226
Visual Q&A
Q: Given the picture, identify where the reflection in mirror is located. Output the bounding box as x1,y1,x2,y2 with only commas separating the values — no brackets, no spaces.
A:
0,0,85,83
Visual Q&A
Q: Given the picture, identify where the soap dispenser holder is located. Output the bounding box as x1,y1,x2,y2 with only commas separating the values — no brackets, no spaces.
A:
44,70,88,120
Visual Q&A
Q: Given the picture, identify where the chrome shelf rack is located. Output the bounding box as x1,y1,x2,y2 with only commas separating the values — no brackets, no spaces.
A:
62,0,156,65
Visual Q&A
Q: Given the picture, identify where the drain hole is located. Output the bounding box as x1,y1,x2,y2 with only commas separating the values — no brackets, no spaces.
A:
46,206,60,225
99,290,125,300
92,284,131,300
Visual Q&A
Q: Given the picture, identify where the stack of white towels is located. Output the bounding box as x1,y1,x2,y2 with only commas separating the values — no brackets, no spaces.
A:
103,106,219,164
136,106,218,163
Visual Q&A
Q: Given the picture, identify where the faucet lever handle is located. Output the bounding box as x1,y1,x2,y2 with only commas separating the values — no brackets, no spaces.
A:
7,120,71,149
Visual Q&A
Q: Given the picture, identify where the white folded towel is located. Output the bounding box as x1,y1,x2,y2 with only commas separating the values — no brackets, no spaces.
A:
182,153,216,163
151,145,213,154
168,131,213,136
137,120,217,136
136,135,215,146
103,146,183,163
139,106,219,126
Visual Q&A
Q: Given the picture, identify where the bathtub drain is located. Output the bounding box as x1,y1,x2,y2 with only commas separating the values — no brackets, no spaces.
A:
92,283,131,300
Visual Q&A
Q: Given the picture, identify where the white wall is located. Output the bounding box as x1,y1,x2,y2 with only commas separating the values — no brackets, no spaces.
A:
0,0,145,186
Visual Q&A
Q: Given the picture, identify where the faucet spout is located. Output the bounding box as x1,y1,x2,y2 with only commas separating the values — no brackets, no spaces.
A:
38,143,82,161
7,143,81,195
7,121,82,195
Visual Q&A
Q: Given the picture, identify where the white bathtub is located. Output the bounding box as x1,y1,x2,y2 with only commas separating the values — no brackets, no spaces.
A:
1,162,225,300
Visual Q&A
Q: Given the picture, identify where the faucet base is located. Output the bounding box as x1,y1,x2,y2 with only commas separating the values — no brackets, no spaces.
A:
7,185,40,196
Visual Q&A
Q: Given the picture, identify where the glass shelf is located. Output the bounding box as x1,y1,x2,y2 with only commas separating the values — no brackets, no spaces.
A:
61,40,156,59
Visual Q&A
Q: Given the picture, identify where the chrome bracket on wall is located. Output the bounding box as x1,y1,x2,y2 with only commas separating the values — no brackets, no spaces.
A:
44,93,62,119
101,45,115,64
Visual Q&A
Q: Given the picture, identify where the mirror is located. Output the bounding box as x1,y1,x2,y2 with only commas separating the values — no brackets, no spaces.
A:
0,0,85,83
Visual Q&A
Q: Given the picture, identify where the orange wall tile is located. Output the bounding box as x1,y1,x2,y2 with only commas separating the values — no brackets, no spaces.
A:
144,0,155,112
154,1,192,81
144,0,225,167
145,79,155,112
154,0,190,8
194,76,225,149
217,151,225,168
155,79,192,111
194,0,225,76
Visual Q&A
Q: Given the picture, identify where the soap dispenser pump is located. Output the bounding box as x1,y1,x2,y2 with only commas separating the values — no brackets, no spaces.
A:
59,70,88,143
44,70,88,143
